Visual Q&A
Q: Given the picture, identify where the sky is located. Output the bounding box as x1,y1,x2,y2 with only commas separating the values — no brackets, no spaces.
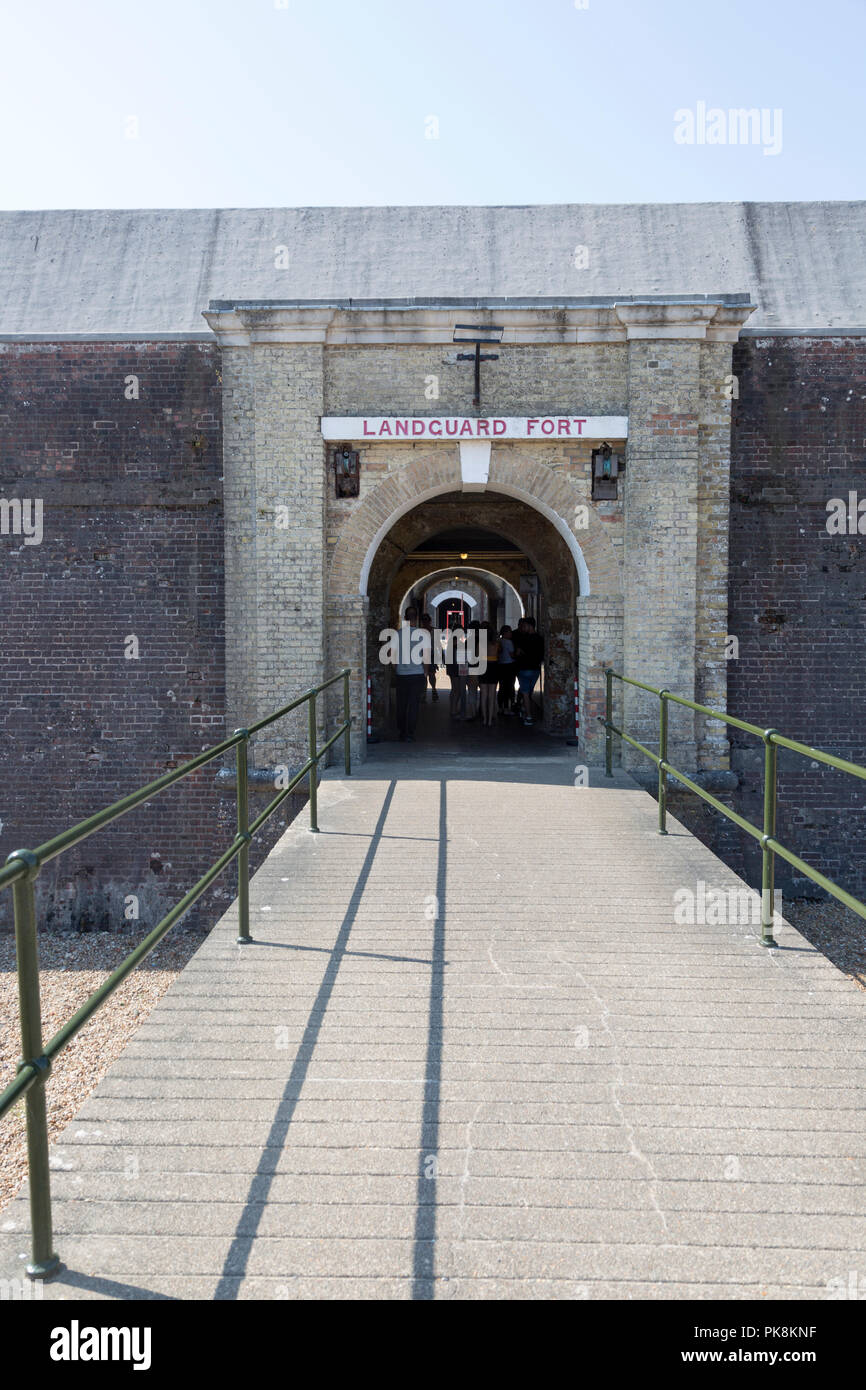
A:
0,0,863,209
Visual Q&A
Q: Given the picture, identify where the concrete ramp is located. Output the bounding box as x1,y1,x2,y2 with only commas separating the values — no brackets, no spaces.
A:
2,750,865,1300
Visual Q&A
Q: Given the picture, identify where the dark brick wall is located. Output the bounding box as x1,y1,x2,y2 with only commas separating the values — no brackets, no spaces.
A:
0,342,289,935
682,336,866,903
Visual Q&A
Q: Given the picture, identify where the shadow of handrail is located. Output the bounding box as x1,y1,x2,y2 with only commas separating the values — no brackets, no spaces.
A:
411,780,447,1300
213,781,397,1299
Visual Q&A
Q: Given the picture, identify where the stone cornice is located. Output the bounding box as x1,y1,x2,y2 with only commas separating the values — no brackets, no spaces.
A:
203,296,756,347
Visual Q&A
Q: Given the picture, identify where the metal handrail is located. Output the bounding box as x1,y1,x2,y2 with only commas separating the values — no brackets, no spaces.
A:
599,669,866,951
0,668,353,1279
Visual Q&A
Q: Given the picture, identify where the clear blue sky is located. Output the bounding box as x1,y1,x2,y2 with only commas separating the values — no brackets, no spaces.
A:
1,0,863,208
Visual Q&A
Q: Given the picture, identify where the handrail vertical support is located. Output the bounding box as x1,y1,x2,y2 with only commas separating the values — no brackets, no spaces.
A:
604,669,613,778
343,669,352,776
658,691,669,834
760,730,779,948
308,692,319,831
9,850,61,1279
234,731,251,944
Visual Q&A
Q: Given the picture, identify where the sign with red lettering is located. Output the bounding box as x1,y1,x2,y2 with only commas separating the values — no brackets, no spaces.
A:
321,416,628,441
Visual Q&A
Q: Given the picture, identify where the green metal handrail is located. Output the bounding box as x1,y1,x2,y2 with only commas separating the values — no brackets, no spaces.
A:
0,668,353,1279
600,669,866,950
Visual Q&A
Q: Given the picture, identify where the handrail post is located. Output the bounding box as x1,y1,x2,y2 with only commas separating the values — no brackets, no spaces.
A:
234,731,251,944
308,692,319,832
8,849,61,1279
760,730,779,948
658,690,669,834
343,668,352,776
604,669,613,778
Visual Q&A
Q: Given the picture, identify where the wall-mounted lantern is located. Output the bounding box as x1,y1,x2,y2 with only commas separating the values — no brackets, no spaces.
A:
591,442,621,500
334,444,360,497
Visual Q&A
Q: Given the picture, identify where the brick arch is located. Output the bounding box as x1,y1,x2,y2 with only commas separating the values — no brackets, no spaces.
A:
372,506,565,618
326,451,622,601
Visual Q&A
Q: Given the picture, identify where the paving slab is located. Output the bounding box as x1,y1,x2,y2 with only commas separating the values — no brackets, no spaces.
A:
2,736,866,1300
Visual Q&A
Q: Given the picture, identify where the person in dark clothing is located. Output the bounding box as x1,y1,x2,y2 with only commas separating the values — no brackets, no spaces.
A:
477,622,501,727
393,606,430,741
497,623,517,713
513,616,544,726
445,625,468,720
420,612,439,701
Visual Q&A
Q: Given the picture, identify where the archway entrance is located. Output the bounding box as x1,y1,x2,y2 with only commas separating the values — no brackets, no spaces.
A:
324,446,624,766
364,492,578,743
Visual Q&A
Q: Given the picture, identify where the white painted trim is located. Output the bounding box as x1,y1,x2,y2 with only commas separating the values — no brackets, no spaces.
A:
357,481,592,596
459,439,491,490
420,587,478,609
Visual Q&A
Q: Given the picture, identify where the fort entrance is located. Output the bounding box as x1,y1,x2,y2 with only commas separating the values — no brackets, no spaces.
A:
205,295,755,773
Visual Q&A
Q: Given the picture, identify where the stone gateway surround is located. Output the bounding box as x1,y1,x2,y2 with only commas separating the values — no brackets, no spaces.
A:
205,296,754,774
1,202,864,927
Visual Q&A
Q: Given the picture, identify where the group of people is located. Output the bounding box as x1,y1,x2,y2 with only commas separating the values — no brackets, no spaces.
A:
443,616,544,728
392,607,544,742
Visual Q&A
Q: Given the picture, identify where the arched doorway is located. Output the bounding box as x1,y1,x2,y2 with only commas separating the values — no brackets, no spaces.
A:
397,569,524,631
325,448,623,763
364,493,573,738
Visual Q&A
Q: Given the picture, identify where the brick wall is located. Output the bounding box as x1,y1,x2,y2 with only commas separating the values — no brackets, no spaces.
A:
679,336,866,901
0,341,290,934
222,344,328,768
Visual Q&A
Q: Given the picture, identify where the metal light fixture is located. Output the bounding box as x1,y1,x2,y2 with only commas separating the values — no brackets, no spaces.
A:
334,444,360,498
591,442,621,500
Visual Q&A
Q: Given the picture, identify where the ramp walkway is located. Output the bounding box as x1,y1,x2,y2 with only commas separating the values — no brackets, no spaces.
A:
2,731,866,1300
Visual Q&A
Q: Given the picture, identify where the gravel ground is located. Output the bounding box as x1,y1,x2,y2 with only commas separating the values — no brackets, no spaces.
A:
0,928,203,1212
784,899,866,991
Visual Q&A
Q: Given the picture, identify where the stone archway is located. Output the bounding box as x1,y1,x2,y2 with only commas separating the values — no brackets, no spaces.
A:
327,447,620,600
326,448,623,762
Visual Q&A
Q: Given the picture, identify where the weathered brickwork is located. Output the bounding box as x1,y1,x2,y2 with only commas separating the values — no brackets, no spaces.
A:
696,341,737,767
0,342,240,932
222,344,328,766
324,343,629,418
622,339,702,767
723,336,866,899
664,338,866,901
